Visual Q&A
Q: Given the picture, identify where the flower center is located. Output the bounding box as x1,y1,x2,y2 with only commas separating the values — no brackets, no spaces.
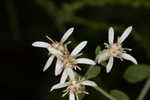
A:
62,55,77,68
107,43,123,58
62,79,88,97
52,42,65,53
70,80,81,91
46,36,66,54
67,80,83,94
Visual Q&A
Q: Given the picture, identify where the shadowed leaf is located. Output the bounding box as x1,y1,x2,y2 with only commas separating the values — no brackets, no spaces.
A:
124,64,150,83
110,90,130,100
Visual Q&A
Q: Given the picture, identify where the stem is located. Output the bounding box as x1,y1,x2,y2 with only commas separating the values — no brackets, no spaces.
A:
95,86,117,100
137,77,150,100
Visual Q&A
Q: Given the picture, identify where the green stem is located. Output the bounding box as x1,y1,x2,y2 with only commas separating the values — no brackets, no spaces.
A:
95,86,117,100
137,77,150,100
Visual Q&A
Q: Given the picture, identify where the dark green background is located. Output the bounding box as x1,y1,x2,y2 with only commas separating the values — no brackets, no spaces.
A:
0,0,150,100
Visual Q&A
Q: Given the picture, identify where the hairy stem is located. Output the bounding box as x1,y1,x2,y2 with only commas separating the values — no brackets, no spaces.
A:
137,77,150,100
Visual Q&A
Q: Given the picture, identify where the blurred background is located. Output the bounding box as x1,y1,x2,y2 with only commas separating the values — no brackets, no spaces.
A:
0,0,150,100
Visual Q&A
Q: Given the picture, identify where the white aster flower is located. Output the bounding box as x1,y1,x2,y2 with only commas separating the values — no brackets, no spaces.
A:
98,26,138,73
55,41,96,83
50,77,97,100
32,27,74,71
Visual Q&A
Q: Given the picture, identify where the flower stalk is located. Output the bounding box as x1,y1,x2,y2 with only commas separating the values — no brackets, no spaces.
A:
137,77,150,100
94,86,117,100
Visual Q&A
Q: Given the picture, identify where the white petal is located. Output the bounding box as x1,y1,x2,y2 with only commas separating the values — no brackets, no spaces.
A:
69,92,75,100
76,58,96,65
50,83,68,91
122,53,137,64
60,68,68,83
32,41,51,48
119,26,132,43
60,68,75,83
106,57,114,73
71,41,87,56
55,59,63,76
67,68,75,80
61,27,74,43
48,47,62,55
97,51,109,64
81,80,97,87
108,27,114,44
43,55,55,71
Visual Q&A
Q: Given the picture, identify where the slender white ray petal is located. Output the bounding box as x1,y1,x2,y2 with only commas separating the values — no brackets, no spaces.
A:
60,68,68,83
108,27,114,44
67,68,75,80
119,26,132,43
97,51,108,64
50,83,68,91
32,41,51,48
43,55,55,72
71,41,87,56
48,47,62,55
76,58,96,65
81,80,97,87
122,53,137,64
106,57,114,73
69,92,75,100
55,59,63,76
61,27,74,43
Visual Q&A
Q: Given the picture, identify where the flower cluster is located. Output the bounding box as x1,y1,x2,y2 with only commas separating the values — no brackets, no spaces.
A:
32,26,137,100
32,27,97,100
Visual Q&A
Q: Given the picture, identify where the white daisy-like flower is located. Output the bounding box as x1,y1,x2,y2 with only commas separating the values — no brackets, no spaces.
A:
32,27,74,71
50,77,97,100
98,26,137,73
56,41,96,83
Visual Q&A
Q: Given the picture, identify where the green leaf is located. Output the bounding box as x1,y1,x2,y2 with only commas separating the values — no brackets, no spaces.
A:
84,66,101,79
78,93,85,100
101,61,107,67
95,45,101,56
95,45,102,62
110,90,130,100
123,64,150,83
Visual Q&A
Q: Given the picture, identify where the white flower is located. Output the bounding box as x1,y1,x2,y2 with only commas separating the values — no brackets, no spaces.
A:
98,26,137,73
56,41,96,83
32,27,74,71
50,77,97,100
